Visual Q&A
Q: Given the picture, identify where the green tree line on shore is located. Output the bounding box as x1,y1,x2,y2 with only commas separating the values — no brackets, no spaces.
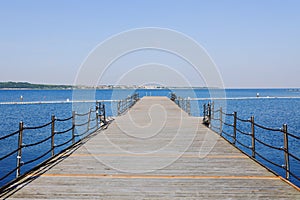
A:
0,82,74,89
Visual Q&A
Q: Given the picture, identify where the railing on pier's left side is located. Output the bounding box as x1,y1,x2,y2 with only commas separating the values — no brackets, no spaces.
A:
0,103,109,192
170,93,191,115
203,103,300,184
117,93,139,116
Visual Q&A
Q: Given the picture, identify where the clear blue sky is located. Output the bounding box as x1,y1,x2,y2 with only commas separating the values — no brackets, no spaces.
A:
0,0,299,88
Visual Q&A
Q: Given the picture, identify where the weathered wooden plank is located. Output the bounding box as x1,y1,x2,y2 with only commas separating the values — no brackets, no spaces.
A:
1,97,299,199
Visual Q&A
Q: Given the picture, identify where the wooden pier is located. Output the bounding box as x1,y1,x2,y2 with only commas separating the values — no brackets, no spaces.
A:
1,97,299,199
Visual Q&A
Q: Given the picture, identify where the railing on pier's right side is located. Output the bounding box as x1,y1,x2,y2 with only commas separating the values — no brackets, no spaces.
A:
170,93,191,115
203,103,300,185
117,93,139,116
0,103,109,192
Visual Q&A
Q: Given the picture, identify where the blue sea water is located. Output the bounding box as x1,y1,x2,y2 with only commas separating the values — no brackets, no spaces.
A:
0,88,299,188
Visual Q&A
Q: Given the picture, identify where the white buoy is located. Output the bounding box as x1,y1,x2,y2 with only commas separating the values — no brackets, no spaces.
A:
256,93,260,98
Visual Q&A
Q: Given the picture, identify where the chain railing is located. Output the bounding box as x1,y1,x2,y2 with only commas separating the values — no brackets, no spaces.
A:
117,93,139,116
203,102,300,183
170,93,191,115
0,103,109,191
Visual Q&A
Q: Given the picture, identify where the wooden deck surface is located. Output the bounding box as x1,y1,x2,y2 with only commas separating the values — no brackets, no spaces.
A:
1,97,299,199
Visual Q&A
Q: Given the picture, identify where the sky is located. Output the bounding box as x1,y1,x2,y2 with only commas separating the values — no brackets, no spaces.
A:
0,0,299,88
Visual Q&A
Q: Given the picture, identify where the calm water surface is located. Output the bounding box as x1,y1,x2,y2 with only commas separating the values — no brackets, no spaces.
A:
0,88,299,187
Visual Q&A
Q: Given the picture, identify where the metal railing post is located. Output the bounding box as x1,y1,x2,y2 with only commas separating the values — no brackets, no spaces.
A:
72,111,75,144
123,99,125,113
187,97,191,115
16,121,24,178
283,124,290,179
87,108,91,131
211,102,214,120
219,107,223,135
134,93,139,101
117,100,121,115
251,116,255,158
96,104,99,128
233,112,237,145
51,115,55,157
180,98,183,110
208,103,211,124
124,99,126,111
179,98,181,108
103,104,106,124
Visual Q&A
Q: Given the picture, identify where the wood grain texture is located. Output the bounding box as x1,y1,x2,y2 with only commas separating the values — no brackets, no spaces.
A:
2,97,299,199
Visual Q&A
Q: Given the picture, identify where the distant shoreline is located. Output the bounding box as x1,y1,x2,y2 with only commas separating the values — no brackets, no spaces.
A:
0,81,213,90
0,82,74,90
0,82,299,90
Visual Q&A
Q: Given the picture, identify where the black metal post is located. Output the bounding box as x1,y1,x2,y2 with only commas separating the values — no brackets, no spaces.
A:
72,111,75,144
219,107,223,135
96,103,99,128
51,115,55,157
233,112,237,145
87,108,91,131
208,103,211,124
283,124,290,179
251,116,255,158
103,104,106,124
117,100,121,116
211,102,214,120
187,97,191,115
16,121,23,177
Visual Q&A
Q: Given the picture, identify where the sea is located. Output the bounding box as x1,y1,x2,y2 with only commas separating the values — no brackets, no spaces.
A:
0,88,299,188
